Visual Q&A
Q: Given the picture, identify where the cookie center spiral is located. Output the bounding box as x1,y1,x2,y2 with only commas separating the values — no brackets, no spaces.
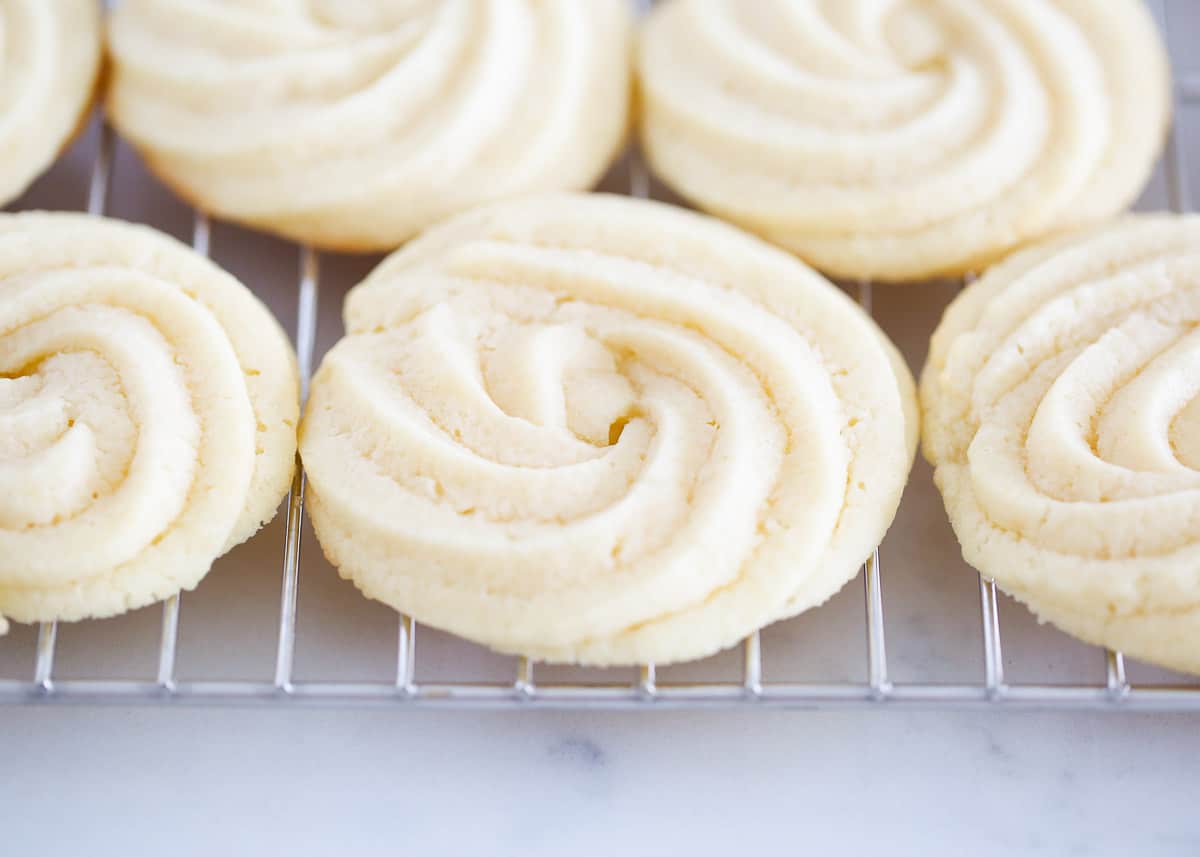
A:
0,352,135,528
0,301,201,580
480,319,638,448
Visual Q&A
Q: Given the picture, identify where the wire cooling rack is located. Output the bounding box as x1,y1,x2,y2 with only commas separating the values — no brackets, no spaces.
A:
1,1,1198,711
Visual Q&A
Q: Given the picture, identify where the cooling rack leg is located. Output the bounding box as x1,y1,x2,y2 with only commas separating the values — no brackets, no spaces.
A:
742,631,763,698
862,550,891,697
33,622,57,693
156,597,180,691
514,657,535,699
396,614,417,693
638,663,658,700
273,247,319,692
1106,650,1130,701
273,466,306,693
978,576,1006,697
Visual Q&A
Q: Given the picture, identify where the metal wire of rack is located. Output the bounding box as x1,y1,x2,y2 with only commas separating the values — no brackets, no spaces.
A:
1,4,1199,711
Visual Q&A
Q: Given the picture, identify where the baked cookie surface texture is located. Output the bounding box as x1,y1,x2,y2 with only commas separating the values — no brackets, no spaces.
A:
0,213,299,630
0,0,102,207
922,216,1200,674
638,0,1170,282
107,0,633,251
300,193,917,665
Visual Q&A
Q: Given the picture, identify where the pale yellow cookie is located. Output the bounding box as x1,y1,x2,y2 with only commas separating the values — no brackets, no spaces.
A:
106,0,633,252
0,0,102,206
300,193,916,666
0,213,299,630
922,215,1200,674
638,0,1170,282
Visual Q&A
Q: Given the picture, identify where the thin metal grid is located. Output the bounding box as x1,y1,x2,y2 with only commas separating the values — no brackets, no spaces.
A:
2,14,1199,711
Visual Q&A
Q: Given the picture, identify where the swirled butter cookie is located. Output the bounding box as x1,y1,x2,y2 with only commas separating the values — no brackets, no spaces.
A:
922,216,1200,674
638,0,1170,282
106,0,632,251
300,194,917,665
0,213,299,631
0,0,102,207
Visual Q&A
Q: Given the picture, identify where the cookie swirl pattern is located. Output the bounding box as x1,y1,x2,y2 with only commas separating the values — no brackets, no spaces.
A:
300,194,917,665
107,0,633,251
0,0,102,207
922,216,1200,674
0,214,299,630
638,0,1170,282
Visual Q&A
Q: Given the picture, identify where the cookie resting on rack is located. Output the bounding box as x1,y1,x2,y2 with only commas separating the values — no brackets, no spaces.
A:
105,0,633,252
0,213,299,633
299,193,918,666
0,0,102,207
637,0,1171,282
922,216,1200,675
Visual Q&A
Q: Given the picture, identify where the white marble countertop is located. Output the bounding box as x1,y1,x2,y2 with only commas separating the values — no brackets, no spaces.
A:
5,706,1198,855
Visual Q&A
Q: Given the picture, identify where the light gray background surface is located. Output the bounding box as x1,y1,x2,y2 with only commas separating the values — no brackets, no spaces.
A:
4,707,1198,856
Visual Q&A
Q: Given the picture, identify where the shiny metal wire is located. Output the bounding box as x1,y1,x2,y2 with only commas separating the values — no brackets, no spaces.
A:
3,2,1199,710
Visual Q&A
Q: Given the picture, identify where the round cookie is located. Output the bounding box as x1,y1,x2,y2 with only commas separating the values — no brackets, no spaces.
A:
0,213,299,629
300,193,917,666
0,0,102,207
106,0,633,252
637,0,1170,282
922,215,1200,675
